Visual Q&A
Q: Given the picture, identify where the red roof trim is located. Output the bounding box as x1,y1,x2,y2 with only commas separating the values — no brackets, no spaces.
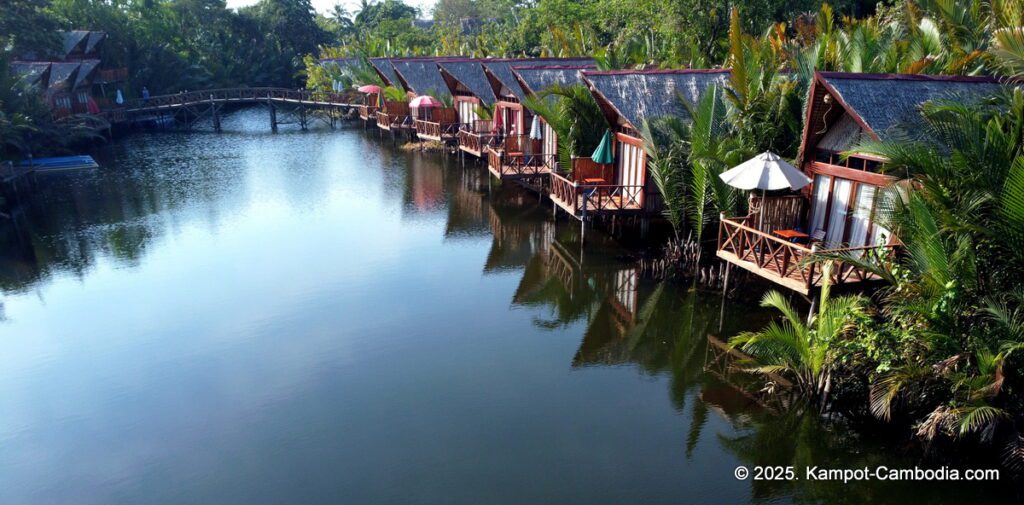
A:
582,68,731,76
510,65,596,70
818,71,1001,83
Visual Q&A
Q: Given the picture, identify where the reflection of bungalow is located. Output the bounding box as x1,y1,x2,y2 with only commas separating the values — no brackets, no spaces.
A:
439,60,498,155
550,69,729,220
716,71,1003,294
390,58,462,141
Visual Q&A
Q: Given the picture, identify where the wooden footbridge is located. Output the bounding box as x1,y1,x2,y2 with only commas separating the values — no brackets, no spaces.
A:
108,87,358,132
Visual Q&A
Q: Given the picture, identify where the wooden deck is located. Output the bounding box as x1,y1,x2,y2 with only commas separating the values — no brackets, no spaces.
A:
486,148,554,179
716,215,894,295
415,119,462,141
376,111,412,131
357,105,378,121
549,171,644,220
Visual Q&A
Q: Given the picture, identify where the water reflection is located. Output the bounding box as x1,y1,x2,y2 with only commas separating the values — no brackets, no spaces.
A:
0,110,1015,504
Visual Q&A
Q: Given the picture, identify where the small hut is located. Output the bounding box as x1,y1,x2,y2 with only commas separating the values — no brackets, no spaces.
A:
716,71,1004,294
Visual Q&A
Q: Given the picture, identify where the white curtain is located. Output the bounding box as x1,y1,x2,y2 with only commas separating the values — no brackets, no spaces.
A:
872,223,891,247
847,184,876,251
825,178,853,248
808,175,831,235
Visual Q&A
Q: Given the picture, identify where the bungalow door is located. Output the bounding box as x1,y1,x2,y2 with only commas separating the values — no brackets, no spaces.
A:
615,139,645,208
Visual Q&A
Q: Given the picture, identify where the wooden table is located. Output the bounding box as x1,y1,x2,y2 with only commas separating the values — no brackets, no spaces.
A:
772,229,809,241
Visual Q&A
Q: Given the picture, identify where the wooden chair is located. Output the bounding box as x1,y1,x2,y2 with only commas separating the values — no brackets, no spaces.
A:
809,229,826,247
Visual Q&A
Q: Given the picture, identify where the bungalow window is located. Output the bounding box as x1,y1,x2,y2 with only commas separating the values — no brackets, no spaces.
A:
825,178,854,248
807,174,890,250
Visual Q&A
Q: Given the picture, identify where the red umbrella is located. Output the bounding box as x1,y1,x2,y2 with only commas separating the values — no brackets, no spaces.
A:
489,107,501,133
410,95,442,108
357,84,382,94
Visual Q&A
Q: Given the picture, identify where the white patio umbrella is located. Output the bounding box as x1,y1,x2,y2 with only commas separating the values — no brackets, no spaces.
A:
529,115,542,140
719,151,812,231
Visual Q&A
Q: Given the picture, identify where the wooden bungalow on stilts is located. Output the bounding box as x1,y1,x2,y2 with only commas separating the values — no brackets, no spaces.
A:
438,60,500,157
509,65,594,179
548,69,730,224
367,58,413,133
387,58,462,142
480,59,592,171
715,71,1003,295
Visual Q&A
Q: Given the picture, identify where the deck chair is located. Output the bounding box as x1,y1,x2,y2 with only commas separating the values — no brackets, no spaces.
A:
809,229,826,247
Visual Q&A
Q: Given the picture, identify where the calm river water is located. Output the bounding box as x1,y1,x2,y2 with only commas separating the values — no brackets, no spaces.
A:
0,109,1015,504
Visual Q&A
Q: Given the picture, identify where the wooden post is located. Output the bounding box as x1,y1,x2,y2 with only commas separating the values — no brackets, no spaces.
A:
268,95,278,133
211,95,221,133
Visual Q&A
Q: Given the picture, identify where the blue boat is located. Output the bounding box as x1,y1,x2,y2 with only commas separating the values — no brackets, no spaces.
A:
17,155,99,172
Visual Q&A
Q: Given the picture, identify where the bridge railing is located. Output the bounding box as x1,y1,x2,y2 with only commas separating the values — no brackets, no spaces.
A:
119,88,352,111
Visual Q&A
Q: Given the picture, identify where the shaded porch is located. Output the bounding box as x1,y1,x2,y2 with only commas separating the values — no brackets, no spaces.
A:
548,158,644,220
715,196,896,294
486,135,554,179
457,120,498,157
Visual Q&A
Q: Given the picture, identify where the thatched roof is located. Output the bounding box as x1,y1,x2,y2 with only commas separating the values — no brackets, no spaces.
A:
84,31,106,55
369,58,401,87
582,69,731,130
319,57,360,71
438,60,496,104
73,59,99,89
818,72,1004,140
390,58,451,96
11,62,50,88
484,58,593,101
513,66,591,104
47,62,80,91
62,31,89,57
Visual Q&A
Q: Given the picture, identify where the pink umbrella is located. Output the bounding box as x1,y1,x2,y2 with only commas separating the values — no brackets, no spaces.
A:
410,95,442,108
357,84,382,94
489,107,501,134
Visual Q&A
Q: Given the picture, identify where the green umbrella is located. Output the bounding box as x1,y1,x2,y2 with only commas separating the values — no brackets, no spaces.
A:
591,129,614,164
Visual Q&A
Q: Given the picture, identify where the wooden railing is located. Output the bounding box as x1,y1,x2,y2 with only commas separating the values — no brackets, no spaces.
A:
549,171,644,216
96,67,128,82
120,88,352,111
415,119,463,139
487,149,554,178
458,129,498,154
716,215,896,291
567,157,614,182
468,119,493,133
357,104,378,120
377,110,411,129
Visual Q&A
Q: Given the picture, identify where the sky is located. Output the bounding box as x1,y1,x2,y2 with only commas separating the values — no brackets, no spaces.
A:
225,0,437,18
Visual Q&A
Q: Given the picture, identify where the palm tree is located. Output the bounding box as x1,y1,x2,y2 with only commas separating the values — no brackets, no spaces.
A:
730,262,868,407
522,83,608,173
640,86,745,246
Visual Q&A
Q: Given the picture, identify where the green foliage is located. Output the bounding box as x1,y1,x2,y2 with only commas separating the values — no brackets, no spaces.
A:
730,263,869,405
522,84,607,172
